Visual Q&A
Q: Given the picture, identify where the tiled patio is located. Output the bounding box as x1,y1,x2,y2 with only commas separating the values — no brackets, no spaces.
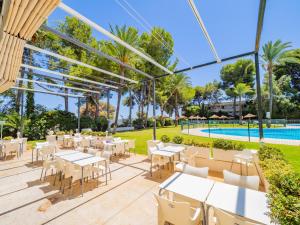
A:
0,150,163,225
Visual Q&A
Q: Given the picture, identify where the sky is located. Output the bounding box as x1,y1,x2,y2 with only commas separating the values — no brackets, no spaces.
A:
31,0,300,119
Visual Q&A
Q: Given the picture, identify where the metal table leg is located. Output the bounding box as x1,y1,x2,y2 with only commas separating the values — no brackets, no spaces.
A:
150,154,153,176
105,160,108,185
81,167,84,197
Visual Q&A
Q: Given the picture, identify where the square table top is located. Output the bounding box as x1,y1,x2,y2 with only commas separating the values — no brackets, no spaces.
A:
159,172,215,202
54,150,78,157
151,150,175,157
73,156,106,167
56,151,93,162
160,145,185,153
205,181,271,225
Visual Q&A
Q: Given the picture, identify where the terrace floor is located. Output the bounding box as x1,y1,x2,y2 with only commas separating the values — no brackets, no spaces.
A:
0,150,224,225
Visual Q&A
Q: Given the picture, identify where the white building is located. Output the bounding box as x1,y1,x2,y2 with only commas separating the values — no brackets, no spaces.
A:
208,101,246,116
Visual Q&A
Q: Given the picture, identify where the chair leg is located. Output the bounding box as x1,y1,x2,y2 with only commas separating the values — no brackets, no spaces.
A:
53,172,57,186
230,160,234,171
40,168,44,180
108,166,112,180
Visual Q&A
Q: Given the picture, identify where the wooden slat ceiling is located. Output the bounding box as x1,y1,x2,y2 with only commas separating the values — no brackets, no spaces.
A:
0,0,60,93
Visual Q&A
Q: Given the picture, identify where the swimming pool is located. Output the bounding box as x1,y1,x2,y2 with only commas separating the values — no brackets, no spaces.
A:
201,128,300,140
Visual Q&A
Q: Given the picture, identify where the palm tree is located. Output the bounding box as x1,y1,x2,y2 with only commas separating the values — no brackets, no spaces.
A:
102,25,140,133
233,83,252,123
168,74,192,126
262,40,292,121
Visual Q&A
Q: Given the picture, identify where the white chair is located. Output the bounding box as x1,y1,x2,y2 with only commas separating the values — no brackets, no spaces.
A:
96,150,112,180
61,162,91,194
223,170,259,190
231,150,255,175
40,158,57,180
46,135,57,144
210,207,260,225
94,139,104,150
154,193,202,225
114,142,125,155
150,147,169,178
2,142,20,160
125,140,135,155
182,164,209,178
81,138,90,150
39,144,56,160
147,140,161,159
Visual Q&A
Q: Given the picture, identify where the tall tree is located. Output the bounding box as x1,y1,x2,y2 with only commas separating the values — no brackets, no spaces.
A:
261,40,292,121
102,25,140,133
220,59,255,118
233,83,252,123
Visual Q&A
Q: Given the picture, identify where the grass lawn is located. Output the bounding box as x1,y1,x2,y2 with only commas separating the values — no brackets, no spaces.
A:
115,126,300,173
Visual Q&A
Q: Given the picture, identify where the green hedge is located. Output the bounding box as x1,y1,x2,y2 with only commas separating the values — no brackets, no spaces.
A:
161,135,170,143
258,146,300,225
212,139,245,151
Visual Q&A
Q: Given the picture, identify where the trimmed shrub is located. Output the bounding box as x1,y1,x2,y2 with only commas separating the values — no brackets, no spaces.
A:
161,135,170,143
132,118,144,129
212,139,244,151
164,118,174,126
3,136,13,140
172,136,183,144
258,145,300,225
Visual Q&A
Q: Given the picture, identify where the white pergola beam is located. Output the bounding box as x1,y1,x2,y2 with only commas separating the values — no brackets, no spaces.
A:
21,64,118,90
58,2,173,75
187,0,221,63
17,78,101,94
25,44,138,84
11,86,84,98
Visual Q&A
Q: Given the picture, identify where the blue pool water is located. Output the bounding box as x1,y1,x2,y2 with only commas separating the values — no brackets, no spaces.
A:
201,128,300,140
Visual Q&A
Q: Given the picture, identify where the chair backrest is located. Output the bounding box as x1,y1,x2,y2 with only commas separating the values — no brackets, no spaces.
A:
46,135,57,143
115,142,125,154
154,194,192,225
183,164,209,178
127,140,135,149
3,142,19,154
40,144,56,156
81,139,90,148
101,150,112,162
223,170,259,190
213,207,259,225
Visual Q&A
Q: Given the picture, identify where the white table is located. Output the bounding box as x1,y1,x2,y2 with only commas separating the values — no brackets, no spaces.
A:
159,145,185,160
73,156,107,196
56,152,93,162
54,150,78,157
103,140,128,154
205,182,271,225
150,150,175,176
159,172,214,202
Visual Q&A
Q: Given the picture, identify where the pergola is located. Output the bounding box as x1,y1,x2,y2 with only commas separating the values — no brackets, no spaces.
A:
0,0,266,140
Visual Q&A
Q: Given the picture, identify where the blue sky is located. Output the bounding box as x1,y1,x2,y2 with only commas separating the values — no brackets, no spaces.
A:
32,0,300,119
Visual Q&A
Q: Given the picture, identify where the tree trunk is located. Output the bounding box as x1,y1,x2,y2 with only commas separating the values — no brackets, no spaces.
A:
85,97,89,116
129,90,132,127
95,94,100,120
233,96,237,118
175,93,179,126
268,65,273,128
113,66,125,133
63,77,69,112
25,49,35,118
113,91,121,133
239,96,242,124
